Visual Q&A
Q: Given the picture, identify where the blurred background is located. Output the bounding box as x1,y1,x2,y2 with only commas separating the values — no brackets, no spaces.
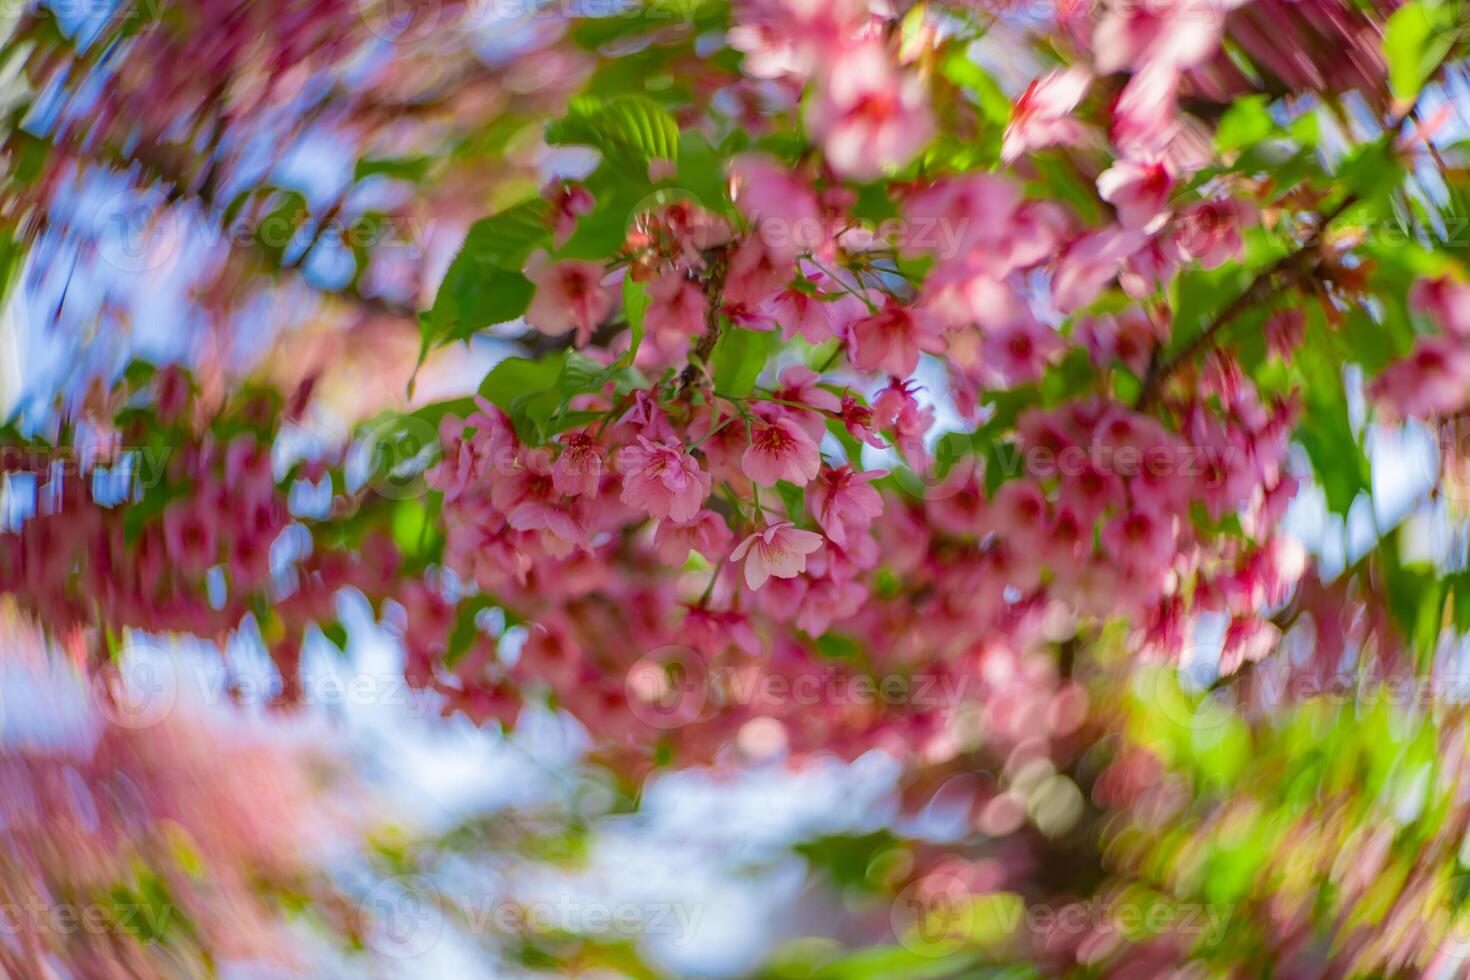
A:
6,0,1470,977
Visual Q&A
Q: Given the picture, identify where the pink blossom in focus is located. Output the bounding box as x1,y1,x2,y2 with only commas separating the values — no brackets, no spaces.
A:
730,521,825,589
841,394,887,448
743,415,822,487
618,436,712,523
552,431,605,498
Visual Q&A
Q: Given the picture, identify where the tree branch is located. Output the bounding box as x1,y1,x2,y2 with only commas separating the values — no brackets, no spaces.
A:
675,254,729,395
1136,192,1358,411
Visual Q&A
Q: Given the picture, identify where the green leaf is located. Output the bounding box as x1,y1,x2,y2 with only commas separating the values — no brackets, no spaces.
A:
623,277,649,360
711,326,779,396
1449,571,1470,632
421,265,534,349
1383,0,1458,103
479,354,567,417
354,155,432,183
451,199,550,269
546,95,680,172
420,201,549,349
939,46,1011,129
477,351,640,440
320,622,349,655
675,130,733,212
1215,95,1276,153
1294,327,1371,515
1333,136,1405,211
553,167,653,259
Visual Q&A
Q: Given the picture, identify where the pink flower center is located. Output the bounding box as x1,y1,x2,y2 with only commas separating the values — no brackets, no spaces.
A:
755,424,795,455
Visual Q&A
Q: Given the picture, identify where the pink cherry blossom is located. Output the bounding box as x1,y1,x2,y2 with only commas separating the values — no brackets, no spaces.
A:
1111,63,1179,156
1119,234,1180,298
1097,157,1173,232
1265,309,1306,361
1171,199,1256,270
1002,67,1090,163
723,235,794,309
1369,336,1470,419
552,431,604,498
730,153,826,261
806,40,935,180
524,250,615,345
730,521,825,589
986,479,1050,553
543,180,595,246
644,272,708,354
849,299,946,376
654,509,733,565
1412,276,1470,337
872,380,935,467
726,0,867,80
762,273,869,343
163,500,216,572
900,174,1020,263
808,466,884,544
1052,228,1146,313
840,394,887,448
982,315,1067,386
921,269,1015,331
1091,0,1233,74
617,436,712,523
742,415,822,487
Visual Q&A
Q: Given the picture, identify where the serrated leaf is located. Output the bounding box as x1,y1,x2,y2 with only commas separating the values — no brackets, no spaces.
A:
546,95,680,172
421,201,549,349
